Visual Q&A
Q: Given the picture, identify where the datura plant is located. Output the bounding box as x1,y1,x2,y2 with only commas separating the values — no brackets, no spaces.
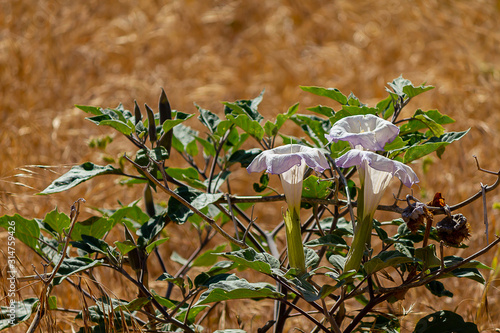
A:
2,77,498,333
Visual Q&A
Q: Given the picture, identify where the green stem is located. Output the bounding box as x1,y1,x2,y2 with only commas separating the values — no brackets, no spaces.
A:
284,209,306,274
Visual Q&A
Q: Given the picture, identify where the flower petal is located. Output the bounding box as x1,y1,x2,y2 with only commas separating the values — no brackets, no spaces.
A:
326,114,399,151
247,144,329,175
335,149,419,188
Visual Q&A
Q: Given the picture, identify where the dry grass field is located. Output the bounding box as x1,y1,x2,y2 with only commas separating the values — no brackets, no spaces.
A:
1,0,500,331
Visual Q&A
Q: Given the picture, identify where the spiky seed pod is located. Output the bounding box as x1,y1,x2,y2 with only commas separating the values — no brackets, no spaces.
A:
402,202,433,234
436,213,471,246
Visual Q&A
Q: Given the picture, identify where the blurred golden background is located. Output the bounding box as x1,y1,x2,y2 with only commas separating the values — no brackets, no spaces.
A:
1,0,500,331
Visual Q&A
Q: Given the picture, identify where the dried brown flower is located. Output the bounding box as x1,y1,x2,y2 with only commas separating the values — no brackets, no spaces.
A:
436,213,471,246
402,202,433,234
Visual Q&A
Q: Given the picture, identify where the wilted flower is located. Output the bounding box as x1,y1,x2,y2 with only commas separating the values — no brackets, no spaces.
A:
402,202,433,234
436,213,471,247
326,114,399,151
247,144,329,273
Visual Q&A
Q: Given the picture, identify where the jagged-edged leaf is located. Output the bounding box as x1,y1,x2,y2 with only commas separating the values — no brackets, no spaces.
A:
53,256,103,285
197,104,221,133
302,175,332,199
300,86,348,105
0,214,41,252
386,76,434,99
414,310,479,333
0,298,39,330
364,250,415,274
217,248,281,275
223,90,265,122
40,163,123,194
197,274,283,304
403,130,469,163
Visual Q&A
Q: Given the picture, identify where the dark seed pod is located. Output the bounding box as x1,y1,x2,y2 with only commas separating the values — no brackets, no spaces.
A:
436,213,471,246
144,184,155,217
134,100,142,125
145,103,157,143
402,202,432,234
158,88,173,155
158,88,171,125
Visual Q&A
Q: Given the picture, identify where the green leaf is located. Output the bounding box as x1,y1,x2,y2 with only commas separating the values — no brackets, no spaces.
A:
223,90,265,122
53,256,103,285
364,250,415,274
137,215,168,243
196,274,283,305
172,124,199,156
376,96,396,120
0,298,39,330
151,292,207,324
305,247,319,268
307,105,335,117
386,76,434,99
114,240,137,255
197,104,221,133
145,238,168,254
305,234,348,249
70,235,110,255
330,105,377,125
40,163,123,194
195,137,216,156
292,114,330,146
328,254,347,271
166,187,222,224
218,248,281,275
75,105,102,115
161,114,194,133
414,310,479,333
0,214,41,252
71,216,114,241
228,149,262,168
425,280,453,298
192,244,227,267
403,130,469,163
302,175,332,199
226,114,264,140
300,86,348,105
415,245,442,268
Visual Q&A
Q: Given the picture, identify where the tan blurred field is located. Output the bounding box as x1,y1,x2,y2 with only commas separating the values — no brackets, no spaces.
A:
1,0,500,332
